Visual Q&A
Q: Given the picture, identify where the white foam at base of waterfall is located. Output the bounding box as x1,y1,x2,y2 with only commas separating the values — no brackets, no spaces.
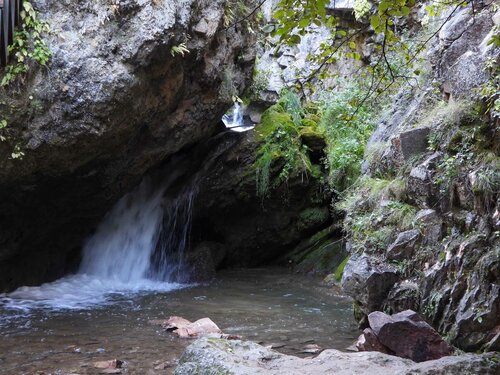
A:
0,179,192,311
0,274,185,311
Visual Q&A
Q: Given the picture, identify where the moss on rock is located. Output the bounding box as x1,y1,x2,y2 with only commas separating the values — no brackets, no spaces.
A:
296,207,330,232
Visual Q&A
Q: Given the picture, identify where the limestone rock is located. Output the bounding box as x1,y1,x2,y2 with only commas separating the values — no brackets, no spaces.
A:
93,359,123,370
162,316,193,331
415,209,439,223
174,337,500,375
0,0,256,291
407,153,442,208
414,209,444,245
174,318,222,339
383,281,421,314
368,310,451,362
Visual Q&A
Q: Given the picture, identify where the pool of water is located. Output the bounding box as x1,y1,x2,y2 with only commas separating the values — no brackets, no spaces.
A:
0,268,358,374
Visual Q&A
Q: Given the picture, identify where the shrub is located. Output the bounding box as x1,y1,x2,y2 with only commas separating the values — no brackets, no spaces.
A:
254,91,317,197
316,80,379,192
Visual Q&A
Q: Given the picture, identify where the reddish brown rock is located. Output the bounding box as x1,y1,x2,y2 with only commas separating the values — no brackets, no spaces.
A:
355,328,392,354
175,317,222,339
368,310,451,362
162,316,192,331
94,359,123,373
93,359,123,369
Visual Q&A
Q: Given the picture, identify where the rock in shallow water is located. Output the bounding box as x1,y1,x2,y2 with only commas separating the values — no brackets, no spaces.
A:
173,337,500,375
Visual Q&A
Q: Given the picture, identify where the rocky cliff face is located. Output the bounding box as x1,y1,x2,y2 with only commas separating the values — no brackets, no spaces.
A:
0,0,256,291
188,130,331,273
340,3,499,352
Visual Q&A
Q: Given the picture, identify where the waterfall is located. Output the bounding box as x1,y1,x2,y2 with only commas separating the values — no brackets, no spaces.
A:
79,180,196,283
79,179,165,282
148,191,195,282
222,103,254,132
1,178,195,310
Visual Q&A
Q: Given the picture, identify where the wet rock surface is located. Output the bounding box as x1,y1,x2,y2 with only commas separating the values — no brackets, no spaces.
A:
174,337,500,375
188,131,332,269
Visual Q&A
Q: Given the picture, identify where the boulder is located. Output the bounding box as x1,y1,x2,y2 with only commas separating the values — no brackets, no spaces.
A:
162,316,193,331
355,328,392,354
93,359,123,370
383,281,421,314
341,254,399,313
415,209,438,223
174,337,413,375
407,153,442,208
386,230,421,261
174,318,222,339
368,310,451,362
391,128,430,161
174,337,500,375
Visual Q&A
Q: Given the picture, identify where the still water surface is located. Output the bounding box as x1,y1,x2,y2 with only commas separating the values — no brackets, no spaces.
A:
0,268,358,375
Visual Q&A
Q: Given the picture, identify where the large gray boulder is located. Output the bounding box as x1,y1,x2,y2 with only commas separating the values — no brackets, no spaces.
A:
173,337,500,375
341,254,399,313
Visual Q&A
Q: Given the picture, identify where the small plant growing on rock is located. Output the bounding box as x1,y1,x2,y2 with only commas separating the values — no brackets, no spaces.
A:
1,1,51,87
170,42,189,57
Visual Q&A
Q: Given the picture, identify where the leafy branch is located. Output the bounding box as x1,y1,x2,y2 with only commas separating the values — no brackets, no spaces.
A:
271,0,477,109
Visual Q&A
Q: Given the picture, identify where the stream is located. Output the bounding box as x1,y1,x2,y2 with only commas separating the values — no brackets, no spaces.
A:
0,268,358,375
0,166,358,374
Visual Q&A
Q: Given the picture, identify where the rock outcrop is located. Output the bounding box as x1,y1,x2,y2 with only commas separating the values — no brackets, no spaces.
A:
341,2,499,352
0,0,256,291
174,337,500,375
188,130,331,269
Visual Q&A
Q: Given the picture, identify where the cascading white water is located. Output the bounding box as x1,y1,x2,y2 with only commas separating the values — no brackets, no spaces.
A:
79,180,165,283
149,191,195,282
1,179,194,310
222,103,255,132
